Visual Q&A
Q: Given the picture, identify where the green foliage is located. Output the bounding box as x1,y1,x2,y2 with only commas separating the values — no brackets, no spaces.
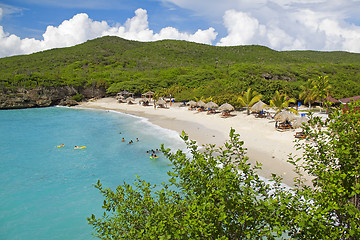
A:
89,103,360,239
270,91,297,114
289,101,360,239
299,79,317,109
88,129,298,239
312,75,332,111
71,93,84,102
1,36,360,103
238,88,263,115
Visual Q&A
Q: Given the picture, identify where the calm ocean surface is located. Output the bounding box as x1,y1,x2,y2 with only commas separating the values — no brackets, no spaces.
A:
0,106,185,240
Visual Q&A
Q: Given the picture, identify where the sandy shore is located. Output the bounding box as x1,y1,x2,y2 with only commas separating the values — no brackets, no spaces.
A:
77,97,310,186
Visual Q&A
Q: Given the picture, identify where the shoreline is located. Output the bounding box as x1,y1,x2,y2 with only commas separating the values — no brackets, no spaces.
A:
77,97,311,187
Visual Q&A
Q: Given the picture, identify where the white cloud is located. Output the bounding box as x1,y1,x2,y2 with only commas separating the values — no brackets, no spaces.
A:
164,0,360,52
103,9,217,43
1,1,360,57
217,10,264,46
0,8,217,58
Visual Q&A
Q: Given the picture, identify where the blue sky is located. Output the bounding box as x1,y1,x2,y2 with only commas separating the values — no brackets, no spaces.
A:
1,0,360,58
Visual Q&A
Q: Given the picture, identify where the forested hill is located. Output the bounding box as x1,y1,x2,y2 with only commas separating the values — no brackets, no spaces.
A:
1,36,360,109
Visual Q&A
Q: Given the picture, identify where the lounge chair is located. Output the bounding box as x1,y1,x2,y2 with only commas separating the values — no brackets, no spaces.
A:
295,132,307,139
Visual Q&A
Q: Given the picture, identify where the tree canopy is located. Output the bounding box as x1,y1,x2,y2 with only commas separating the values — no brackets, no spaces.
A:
1,36,360,107
88,101,360,239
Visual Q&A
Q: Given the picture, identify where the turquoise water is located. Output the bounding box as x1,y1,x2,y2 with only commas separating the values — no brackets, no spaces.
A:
0,107,185,240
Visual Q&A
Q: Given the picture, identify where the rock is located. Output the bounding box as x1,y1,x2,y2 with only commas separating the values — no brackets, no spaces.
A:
0,85,106,109
58,98,78,106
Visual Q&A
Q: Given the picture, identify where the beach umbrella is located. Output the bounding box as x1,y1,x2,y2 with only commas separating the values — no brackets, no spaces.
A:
219,103,234,112
204,101,219,110
142,91,155,96
196,100,206,107
126,97,135,103
292,116,309,128
251,100,266,112
274,110,296,122
187,100,197,107
142,91,155,100
156,99,167,105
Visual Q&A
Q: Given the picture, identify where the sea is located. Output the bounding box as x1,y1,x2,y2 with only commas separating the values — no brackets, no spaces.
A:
0,106,186,240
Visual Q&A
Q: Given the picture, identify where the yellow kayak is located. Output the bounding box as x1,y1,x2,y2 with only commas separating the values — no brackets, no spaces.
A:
57,144,65,148
74,146,86,149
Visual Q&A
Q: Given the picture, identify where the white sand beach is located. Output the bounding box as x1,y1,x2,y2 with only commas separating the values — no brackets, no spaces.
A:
77,97,312,186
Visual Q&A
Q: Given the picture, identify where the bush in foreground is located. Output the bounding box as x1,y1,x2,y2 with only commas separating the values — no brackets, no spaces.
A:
88,101,360,239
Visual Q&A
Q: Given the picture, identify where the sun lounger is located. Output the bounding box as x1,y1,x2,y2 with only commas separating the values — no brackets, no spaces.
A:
295,132,307,139
276,122,293,130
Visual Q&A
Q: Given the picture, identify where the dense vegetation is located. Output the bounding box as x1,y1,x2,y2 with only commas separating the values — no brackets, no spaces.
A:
1,36,360,106
89,101,360,239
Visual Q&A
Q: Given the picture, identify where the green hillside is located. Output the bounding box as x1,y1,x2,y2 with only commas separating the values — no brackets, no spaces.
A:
1,36,360,106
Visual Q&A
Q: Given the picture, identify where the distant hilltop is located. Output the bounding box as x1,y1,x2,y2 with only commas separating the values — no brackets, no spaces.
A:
0,36,359,109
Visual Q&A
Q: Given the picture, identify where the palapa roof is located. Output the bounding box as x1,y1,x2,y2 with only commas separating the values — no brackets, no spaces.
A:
219,103,234,112
339,95,360,104
204,101,219,109
142,91,155,96
250,100,266,112
196,100,206,107
187,100,197,107
274,110,296,122
156,99,167,105
292,116,309,128
316,96,340,103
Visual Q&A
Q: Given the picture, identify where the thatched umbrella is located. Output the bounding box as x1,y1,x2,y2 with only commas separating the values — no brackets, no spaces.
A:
119,90,133,98
142,91,155,100
142,91,155,96
127,97,135,104
292,116,309,128
196,100,206,107
274,110,296,122
251,100,266,113
187,100,197,107
204,101,219,110
219,103,234,112
156,99,167,107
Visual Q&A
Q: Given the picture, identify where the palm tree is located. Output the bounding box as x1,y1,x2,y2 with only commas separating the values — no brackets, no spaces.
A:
238,88,263,115
313,75,332,112
270,91,297,114
299,79,317,111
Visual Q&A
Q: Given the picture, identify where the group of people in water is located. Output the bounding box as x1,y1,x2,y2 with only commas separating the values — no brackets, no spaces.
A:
147,149,160,158
120,132,159,159
121,137,139,144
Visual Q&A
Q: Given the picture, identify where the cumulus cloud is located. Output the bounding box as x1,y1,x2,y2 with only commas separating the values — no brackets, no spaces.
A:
165,0,360,52
0,8,217,58
217,10,264,46
1,1,360,57
215,6,360,52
